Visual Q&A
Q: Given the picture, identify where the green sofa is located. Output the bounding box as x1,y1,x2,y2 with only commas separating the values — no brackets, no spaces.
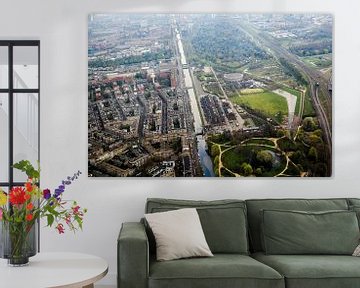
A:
118,198,360,288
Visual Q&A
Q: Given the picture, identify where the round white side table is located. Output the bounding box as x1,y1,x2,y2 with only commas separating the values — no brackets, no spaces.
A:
0,252,108,288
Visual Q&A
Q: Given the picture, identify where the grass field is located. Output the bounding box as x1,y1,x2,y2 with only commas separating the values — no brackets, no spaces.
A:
280,86,301,97
231,91,288,119
303,89,316,117
222,147,251,174
279,85,316,118
244,138,275,146
222,145,287,176
280,86,301,115
240,88,264,95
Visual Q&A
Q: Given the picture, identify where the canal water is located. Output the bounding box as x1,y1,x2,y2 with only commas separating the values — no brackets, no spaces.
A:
176,30,215,177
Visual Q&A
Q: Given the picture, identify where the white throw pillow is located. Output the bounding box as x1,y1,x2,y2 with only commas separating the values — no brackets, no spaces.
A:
145,208,213,261
353,244,360,256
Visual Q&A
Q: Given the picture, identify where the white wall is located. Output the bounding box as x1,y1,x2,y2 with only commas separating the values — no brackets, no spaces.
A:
1,0,360,285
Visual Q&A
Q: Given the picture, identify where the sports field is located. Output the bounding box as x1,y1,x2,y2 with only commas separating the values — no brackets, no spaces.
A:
231,91,288,119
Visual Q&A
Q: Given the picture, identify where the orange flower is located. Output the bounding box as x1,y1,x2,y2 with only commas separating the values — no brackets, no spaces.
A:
26,214,33,221
26,203,34,210
25,182,33,192
24,193,31,200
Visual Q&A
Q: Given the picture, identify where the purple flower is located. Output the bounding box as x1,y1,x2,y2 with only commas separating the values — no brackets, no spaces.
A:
43,189,51,200
54,189,63,199
54,171,81,199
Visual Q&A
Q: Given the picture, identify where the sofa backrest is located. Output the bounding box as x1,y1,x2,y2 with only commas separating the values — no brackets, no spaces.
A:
348,198,360,207
145,198,249,254
245,198,349,252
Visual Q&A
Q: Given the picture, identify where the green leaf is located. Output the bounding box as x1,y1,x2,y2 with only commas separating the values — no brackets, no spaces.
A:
12,160,40,180
47,214,54,227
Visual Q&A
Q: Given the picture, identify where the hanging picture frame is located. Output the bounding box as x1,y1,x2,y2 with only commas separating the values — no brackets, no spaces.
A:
88,13,332,177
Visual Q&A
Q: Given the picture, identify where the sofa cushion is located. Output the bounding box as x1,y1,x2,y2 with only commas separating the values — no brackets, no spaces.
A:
146,198,249,254
145,208,213,261
349,205,360,228
252,252,360,288
246,198,349,252
149,254,284,288
347,198,360,207
261,209,359,255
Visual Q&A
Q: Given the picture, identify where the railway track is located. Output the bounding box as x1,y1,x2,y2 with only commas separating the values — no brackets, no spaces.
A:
240,22,332,150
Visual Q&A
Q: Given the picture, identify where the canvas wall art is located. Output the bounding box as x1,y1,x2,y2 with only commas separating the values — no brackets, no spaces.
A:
88,14,332,177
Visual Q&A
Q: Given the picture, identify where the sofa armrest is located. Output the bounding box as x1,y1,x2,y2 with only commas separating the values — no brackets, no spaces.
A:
118,222,149,288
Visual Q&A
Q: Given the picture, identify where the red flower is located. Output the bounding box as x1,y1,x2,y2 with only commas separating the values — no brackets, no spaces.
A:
26,214,33,221
65,214,71,225
9,187,26,205
72,205,80,215
56,223,65,234
25,182,33,192
24,193,31,201
26,203,34,210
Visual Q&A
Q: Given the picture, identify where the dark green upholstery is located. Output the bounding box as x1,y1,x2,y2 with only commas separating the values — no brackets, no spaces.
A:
253,252,360,288
118,222,148,288
347,199,360,228
149,254,284,288
349,206,360,228
246,198,349,252
261,210,359,255
348,198,360,207
146,198,249,254
118,198,360,288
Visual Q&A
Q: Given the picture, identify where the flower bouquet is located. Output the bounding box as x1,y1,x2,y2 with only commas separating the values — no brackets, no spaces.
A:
0,160,87,266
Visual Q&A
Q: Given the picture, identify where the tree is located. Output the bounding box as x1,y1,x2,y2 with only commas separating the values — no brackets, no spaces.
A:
149,120,156,131
211,145,220,157
135,73,144,79
313,129,323,137
256,150,273,167
277,129,285,138
290,150,303,164
279,58,308,85
171,137,182,153
255,167,262,176
213,156,220,173
241,162,253,176
278,138,296,152
303,117,316,132
308,133,323,145
275,111,284,124
173,118,180,129
308,146,318,162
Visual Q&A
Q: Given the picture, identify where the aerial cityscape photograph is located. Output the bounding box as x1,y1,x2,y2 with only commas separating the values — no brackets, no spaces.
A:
88,13,332,177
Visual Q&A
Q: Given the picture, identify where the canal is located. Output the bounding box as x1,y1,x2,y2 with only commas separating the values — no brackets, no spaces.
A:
176,30,215,177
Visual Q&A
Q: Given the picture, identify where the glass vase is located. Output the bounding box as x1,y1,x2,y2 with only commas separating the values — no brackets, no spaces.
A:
0,220,37,266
